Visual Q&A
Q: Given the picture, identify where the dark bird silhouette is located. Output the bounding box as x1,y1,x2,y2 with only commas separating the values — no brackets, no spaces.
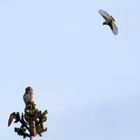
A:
8,112,16,126
99,9,118,35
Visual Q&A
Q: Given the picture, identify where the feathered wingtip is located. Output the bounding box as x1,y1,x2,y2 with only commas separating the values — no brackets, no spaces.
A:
8,112,16,127
110,22,118,35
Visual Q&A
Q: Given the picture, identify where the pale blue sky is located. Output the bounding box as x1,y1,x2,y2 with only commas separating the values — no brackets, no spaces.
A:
1,0,140,140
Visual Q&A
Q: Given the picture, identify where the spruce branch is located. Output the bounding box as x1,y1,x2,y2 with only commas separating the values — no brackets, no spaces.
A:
8,87,48,139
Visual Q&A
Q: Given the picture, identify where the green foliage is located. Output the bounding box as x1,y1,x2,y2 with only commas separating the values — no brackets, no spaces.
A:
9,103,48,139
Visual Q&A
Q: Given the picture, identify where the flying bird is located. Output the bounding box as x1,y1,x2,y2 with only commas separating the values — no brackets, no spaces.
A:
8,112,16,126
23,87,35,105
99,9,118,35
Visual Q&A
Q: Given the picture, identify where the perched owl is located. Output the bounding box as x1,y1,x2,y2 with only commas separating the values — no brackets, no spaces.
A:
99,9,118,35
23,87,35,105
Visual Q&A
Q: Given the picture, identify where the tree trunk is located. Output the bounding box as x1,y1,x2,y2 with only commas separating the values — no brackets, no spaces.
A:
30,136,32,140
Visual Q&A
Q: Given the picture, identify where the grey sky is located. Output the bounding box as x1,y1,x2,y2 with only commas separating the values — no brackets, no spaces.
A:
1,0,140,140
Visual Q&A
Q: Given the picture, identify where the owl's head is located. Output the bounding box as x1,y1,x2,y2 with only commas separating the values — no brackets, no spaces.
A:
25,87,33,92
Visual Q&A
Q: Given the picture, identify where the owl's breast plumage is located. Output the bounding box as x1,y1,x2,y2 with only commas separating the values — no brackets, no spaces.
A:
23,92,35,104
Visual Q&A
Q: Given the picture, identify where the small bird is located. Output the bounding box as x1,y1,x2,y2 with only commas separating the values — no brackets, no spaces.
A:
99,9,118,35
8,112,16,126
23,87,35,105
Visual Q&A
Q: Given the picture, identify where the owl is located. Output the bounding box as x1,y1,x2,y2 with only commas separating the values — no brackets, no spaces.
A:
99,9,118,35
23,87,35,105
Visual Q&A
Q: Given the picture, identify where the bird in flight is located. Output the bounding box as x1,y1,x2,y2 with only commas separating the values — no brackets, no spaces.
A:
8,112,16,127
99,9,118,35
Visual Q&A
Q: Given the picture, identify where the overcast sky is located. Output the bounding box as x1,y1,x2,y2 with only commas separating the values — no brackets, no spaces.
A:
1,0,140,140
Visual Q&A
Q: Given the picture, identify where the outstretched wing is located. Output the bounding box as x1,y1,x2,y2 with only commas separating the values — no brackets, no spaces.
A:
99,9,110,21
110,22,118,35
8,112,16,126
